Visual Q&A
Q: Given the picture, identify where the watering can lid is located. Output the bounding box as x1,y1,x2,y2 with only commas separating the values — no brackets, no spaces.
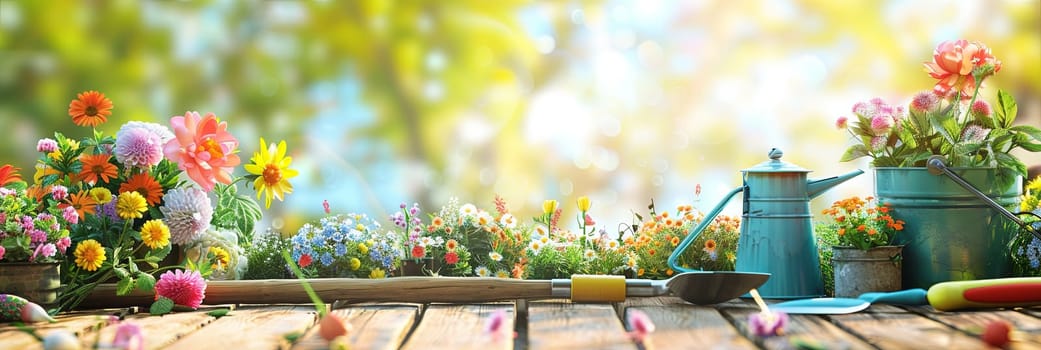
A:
743,148,810,173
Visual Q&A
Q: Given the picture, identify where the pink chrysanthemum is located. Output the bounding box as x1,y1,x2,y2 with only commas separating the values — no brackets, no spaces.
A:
116,122,173,168
160,187,212,244
62,206,79,225
155,269,207,309
163,112,241,192
37,138,58,153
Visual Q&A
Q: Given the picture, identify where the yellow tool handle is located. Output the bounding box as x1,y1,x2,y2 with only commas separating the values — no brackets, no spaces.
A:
927,277,1041,311
570,275,626,303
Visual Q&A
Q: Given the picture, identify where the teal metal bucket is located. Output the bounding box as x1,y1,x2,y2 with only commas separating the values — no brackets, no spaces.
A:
875,167,1021,289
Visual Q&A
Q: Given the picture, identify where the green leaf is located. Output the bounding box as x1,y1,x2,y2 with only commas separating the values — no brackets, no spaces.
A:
206,309,231,318
135,273,156,292
1011,125,1041,142
150,297,174,316
1020,142,1041,152
113,267,130,280
997,89,1018,128
839,145,870,162
116,277,136,296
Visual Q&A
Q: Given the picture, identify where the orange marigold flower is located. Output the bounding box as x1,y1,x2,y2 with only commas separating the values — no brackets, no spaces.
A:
670,236,680,246
78,154,118,184
837,228,846,236
68,90,113,127
704,239,717,251
856,224,867,232
119,172,165,206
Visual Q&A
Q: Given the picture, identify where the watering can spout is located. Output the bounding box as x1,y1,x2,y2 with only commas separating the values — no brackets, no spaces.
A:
807,169,864,199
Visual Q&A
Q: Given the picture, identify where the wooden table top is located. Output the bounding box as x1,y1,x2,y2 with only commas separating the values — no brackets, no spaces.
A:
2,296,1040,349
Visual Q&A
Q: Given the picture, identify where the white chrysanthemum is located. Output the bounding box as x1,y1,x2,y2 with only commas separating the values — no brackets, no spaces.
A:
529,240,544,255
476,211,493,226
161,187,213,244
584,249,597,260
474,266,491,277
488,251,503,262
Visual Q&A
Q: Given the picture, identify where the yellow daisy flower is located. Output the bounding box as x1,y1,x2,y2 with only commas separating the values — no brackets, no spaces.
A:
89,187,113,204
116,191,148,220
369,268,386,279
349,258,361,271
244,138,299,208
140,219,170,249
74,239,106,272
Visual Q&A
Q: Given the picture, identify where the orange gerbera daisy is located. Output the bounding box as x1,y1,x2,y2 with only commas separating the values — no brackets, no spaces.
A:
119,172,164,206
78,154,118,184
66,190,97,220
68,90,113,127
0,164,21,187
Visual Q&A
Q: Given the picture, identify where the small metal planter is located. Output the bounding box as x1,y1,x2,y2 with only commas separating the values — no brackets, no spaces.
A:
831,245,903,298
0,262,61,308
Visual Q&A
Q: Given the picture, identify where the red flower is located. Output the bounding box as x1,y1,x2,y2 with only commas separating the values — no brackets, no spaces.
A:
445,251,460,265
298,254,313,268
0,164,21,187
411,245,426,259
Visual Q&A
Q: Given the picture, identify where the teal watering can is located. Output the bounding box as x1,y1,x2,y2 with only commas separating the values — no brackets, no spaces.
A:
668,148,863,298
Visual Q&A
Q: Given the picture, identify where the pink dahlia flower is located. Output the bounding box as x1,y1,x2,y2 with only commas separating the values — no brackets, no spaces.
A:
37,138,58,153
115,122,173,168
924,40,1001,100
163,112,240,192
155,269,207,309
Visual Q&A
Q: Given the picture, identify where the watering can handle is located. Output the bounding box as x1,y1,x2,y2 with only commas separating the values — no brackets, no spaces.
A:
668,186,744,273
926,156,1041,242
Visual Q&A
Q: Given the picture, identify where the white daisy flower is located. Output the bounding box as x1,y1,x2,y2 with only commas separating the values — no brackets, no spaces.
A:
529,240,543,255
495,270,510,278
460,203,478,217
532,225,549,239
499,213,517,229
584,249,596,260
474,266,491,277
489,251,503,262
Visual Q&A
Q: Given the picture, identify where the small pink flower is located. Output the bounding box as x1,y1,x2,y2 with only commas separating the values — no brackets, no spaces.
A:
970,100,992,120
30,243,56,262
870,115,894,135
835,116,848,129
584,214,596,226
0,245,6,260
626,309,656,343
485,309,509,341
50,185,68,200
163,111,241,192
444,251,460,265
870,136,888,150
36,138,58,153
749,311,788,337
155,269,207,309
56,237,72,253
62,205,79,225
112,322,144,350
29,229,47,243
323,200,331,214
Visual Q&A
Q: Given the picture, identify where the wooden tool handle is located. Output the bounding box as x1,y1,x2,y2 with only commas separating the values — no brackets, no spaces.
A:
79,277,553,309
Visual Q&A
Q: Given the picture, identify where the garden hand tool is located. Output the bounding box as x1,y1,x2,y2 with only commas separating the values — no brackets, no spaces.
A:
777,277,1041,314
81,272,769,308
669,148,862,298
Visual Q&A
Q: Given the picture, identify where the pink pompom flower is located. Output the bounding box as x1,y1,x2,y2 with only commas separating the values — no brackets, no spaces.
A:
36,138,58,153
155,269,207,309
626,309,656,343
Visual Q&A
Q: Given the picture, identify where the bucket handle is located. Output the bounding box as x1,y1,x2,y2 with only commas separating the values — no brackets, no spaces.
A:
926,156,1041,241
668,186,744,273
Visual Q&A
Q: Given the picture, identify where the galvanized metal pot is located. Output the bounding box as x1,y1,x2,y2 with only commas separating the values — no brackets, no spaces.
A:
831,245,902,298
875,167,1021,289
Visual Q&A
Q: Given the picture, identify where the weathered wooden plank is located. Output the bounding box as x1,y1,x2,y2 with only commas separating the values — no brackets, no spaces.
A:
915,310,1041,349
94,309,222,349
830,309,990,349
292,304,419,350
164,306,316,349
528,301,636,350
401,304,514,350
627,304,757,349
0,311,127,350
721,305,874,349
